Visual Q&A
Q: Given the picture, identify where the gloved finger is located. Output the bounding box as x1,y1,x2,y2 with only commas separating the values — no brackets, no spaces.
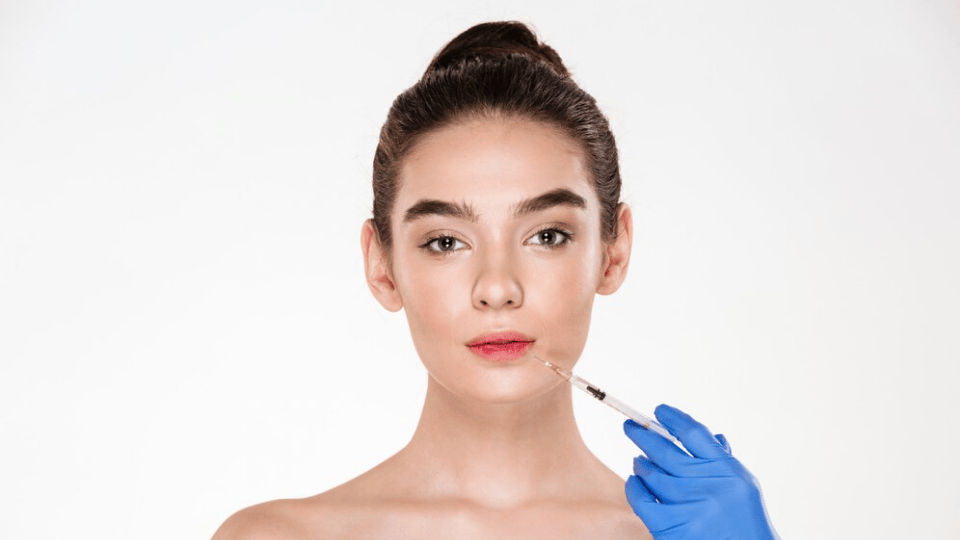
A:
625,474,657,506
626,419,738,479
626,477,697,535
624,419,697,476
633,456,691,504
715,432,732,454
655,404,729,460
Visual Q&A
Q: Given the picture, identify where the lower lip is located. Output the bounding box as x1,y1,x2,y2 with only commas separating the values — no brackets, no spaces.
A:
468,341,534,361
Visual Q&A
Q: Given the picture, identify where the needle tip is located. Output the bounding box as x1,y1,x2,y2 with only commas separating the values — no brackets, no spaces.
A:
530,354,571,379
531,354,557,369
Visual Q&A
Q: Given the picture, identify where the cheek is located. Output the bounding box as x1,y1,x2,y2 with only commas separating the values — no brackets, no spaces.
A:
395,257,462,340
538,263,594,313
550,238,604,307
530,247,603,363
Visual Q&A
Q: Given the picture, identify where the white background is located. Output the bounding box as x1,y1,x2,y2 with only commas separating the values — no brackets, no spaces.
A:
1,1,958,539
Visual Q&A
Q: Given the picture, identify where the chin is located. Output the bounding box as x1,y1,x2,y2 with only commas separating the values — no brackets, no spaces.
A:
434,365,565,406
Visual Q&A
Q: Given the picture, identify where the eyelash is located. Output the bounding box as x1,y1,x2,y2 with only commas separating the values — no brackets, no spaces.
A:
419,226,575,256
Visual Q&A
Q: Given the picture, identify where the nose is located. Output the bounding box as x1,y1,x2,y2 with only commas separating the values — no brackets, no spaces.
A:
471,249,523,310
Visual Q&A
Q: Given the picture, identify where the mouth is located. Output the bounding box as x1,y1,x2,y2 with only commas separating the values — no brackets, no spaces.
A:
466,331,535,347
466,331,535,361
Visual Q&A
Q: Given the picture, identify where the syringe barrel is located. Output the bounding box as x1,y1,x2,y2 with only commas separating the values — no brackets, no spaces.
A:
570,375,678,442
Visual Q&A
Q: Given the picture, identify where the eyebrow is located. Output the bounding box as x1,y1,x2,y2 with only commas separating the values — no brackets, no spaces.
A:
402,188,587,224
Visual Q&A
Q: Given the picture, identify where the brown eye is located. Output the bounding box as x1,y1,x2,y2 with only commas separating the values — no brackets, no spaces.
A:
539,231,558,244
436,237,456,251
527,227,572,248
422,235,466,253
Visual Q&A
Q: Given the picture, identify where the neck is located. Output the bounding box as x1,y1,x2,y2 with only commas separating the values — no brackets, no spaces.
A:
395,375,609,507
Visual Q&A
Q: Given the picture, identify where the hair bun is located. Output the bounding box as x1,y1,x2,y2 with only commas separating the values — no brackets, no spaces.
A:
425,21,570,77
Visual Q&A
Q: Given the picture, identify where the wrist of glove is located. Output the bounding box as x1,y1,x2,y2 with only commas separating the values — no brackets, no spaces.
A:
624,404,781,540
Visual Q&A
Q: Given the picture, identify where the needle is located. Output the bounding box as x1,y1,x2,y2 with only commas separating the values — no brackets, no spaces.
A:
531,354,678,443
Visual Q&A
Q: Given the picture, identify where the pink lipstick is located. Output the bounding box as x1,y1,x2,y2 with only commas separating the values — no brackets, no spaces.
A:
466,331,535,361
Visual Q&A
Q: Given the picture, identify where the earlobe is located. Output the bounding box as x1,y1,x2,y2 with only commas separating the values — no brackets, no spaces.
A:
361,220,403,312
596,203,633,296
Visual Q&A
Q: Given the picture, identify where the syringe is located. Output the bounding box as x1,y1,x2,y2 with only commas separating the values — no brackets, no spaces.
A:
531,355,678,443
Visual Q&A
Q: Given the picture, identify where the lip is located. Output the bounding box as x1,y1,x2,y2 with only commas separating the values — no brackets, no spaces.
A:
467,331,535,362
466,331,535,347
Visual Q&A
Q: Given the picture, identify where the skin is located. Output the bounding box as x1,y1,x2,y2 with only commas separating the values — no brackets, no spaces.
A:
212,118,649,539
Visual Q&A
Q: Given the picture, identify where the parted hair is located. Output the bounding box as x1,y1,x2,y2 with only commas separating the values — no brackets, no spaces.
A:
371,21,622,256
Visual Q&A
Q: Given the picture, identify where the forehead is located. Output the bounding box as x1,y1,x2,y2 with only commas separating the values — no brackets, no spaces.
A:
395,118,594,217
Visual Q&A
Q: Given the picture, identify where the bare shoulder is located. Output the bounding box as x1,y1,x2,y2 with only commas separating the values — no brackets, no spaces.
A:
210,487,389,540
210,457,405,540
210,498,327,540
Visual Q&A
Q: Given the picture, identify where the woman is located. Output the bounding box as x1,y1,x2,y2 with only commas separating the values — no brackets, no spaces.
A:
213,21,780,540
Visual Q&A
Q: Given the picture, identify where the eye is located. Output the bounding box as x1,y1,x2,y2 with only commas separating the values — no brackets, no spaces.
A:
420,235,468,254
526,227,573,248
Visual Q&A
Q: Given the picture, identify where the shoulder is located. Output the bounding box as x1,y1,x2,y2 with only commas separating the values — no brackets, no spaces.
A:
210,499,318,540
210,490,392,540
210,459,409,540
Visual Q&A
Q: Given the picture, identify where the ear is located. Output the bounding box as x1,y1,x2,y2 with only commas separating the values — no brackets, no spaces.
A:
361,220,403,312
596,203,633,295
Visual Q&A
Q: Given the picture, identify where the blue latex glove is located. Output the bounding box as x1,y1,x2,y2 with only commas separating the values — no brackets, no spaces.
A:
623,404,781,540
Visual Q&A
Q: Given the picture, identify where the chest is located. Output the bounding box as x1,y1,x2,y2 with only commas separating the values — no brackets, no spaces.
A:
320,503,651,540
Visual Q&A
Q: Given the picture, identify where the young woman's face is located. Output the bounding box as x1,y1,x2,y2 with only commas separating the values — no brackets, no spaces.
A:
383,118,622,404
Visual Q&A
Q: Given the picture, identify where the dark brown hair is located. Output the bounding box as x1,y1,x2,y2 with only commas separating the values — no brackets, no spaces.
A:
371,21,621,256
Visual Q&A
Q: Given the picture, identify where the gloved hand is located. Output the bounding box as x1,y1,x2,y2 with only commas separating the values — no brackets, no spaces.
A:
623,404,781,540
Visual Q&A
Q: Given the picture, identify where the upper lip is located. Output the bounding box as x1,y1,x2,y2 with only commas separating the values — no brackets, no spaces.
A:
466,331,535,346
